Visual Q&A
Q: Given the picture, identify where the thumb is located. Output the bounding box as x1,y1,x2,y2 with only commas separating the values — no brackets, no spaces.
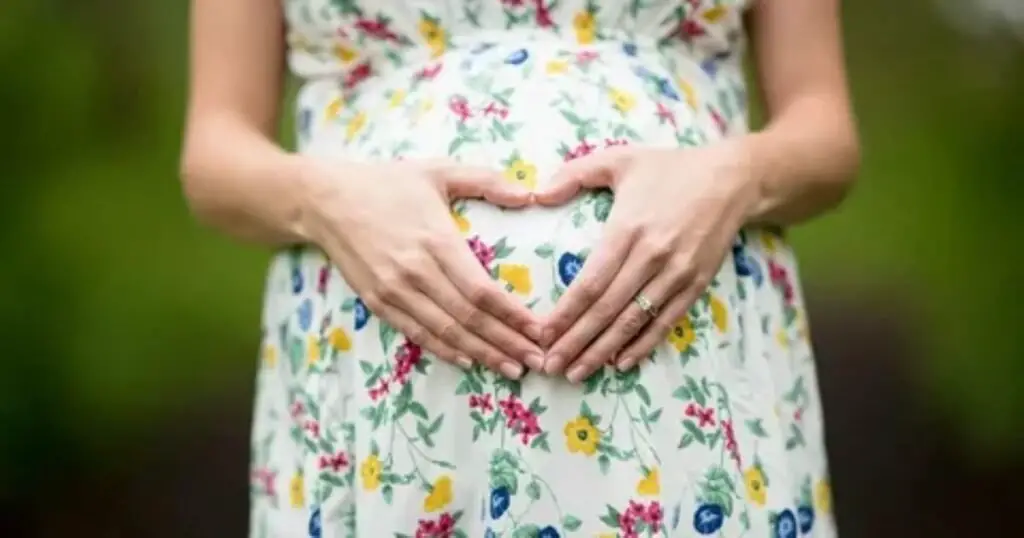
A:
443,165,533,208
534,148,625,206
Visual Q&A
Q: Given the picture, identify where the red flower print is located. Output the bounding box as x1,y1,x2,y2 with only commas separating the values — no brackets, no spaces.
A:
251,468,277,497
448,95,473,123
415,512,456,538
482,102,509,120
563,139,597,161
467,236,496,269
534,0,555,28
369,379,391,401
722,419,741,468
353,17,401,42
768,259,795,303
656,102,676,127
318,451,350,473
575,50,599,64
289,400,306,419
468,393,494,413
317,265,330,294
617,500,664,538
416,62,444,80
498,395,542,445
684,402,717,428
708,105,727,134
392,339,423,385
677,17,706,39
303,420,321,438
343,62,373,89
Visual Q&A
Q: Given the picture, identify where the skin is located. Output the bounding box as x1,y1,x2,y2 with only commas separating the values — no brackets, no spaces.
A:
180,0,859,384
536,0,861,382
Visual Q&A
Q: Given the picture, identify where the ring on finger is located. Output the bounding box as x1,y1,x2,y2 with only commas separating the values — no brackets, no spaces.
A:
633,293,660,318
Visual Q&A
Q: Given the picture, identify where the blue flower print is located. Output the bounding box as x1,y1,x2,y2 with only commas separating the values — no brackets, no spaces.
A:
655,76,681,101
798,505,815,533
732,240,763,286
308,506,322,538
671,503,681,530
290,267,304,294
538,525,560,538
297,298,314,332
484,529,496,538
556,252,583,286
774,509,798,538
622,42,638,56
298,107,312,140
505,48,529,65
489,487,511,519
353,298,370,330
693,503,724,535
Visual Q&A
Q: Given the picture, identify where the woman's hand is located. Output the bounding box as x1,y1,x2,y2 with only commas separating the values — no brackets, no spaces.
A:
533,141,761,383
300,158,546,379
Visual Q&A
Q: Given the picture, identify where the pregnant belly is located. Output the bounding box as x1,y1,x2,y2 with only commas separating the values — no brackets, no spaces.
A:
295,39,736,311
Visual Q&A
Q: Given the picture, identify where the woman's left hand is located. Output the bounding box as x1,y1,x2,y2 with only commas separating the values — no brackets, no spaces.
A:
534,141,762,383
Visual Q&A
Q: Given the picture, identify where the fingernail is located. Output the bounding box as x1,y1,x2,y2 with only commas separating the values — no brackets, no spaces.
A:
617,356,636,372
543,354,562,375
566,364,586,384
455,355,473,369
500,362,524,379
525,353,545,371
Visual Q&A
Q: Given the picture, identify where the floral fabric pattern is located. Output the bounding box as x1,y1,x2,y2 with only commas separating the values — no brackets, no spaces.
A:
250,1,836,537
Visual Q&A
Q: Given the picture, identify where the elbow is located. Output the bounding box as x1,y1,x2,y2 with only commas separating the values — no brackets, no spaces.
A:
827,126,862,209
178,145,222,229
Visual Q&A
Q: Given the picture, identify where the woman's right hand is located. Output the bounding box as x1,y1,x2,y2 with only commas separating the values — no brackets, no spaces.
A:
299,157,545,379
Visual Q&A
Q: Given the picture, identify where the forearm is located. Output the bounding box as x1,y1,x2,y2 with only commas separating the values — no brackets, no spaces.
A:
742,93,861,226
180,114,315,246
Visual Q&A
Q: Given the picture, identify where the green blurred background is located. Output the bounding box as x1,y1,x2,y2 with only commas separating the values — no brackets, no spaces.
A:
1,0,1022,536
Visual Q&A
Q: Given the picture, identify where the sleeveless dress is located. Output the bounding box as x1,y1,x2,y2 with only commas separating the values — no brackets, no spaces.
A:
250,1,837,537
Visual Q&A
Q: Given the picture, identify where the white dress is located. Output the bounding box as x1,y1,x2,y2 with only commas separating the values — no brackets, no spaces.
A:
249,1,837,537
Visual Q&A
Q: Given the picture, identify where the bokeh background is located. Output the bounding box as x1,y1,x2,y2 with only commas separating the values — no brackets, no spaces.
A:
2,0,1023,536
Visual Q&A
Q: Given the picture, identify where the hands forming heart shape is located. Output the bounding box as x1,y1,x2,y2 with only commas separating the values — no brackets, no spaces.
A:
305,141,759,383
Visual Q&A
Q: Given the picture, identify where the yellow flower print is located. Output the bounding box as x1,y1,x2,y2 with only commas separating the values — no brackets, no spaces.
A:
609,88,636,114
573,11,597,44
545,59,569,74
668,317,696,352
360,453,382,491
744,467,768,507
424,475,453,513
775,327,790,349
498,264,533,296
325,96,345,120
504,158,538,190
389,89,407,109
289,472,305,508
597,534,617,538
761,230,779,253
636,467,660,497
815,478,832,514
710,295,728,332
564,416,601,456
332,43,358,64
345,111,367,141
677,77,698,109
418,17,447,57
702,5,729,23
451,209,470,233
262,343,278,368
307,335,321,365
329,327,352,351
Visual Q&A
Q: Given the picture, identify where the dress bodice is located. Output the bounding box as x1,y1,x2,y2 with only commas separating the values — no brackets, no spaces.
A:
284,0,752,80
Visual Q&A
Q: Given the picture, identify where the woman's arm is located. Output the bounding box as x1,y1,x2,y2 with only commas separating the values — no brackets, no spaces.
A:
743,0,861,225
180,0,314,245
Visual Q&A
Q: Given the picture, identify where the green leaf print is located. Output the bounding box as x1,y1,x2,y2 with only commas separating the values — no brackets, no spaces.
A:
525,479,542,500
561,515,583,531
592,189,613,222
746,418,769,438
379,323,397,353
599,505,621,527
382,484,394,504
598,454,611,474
683,419,707,444
533,243,554,258
511,525,540,538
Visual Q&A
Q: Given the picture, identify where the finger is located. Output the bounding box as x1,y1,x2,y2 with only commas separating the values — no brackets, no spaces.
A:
566,267,687,382
533,148,626,206
359,294,469,369
415,258,545,371
544,248,655,376
387,286,526,380
443,165,533,208
432,237,545,342
616,283,706,371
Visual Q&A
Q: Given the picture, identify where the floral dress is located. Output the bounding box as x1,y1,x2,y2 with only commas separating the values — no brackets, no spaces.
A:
250,1,837,537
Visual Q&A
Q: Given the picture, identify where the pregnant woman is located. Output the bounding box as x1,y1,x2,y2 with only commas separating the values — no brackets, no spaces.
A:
182,0,858,536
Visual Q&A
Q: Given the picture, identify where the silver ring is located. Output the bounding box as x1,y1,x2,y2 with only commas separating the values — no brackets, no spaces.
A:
634,293,659,318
